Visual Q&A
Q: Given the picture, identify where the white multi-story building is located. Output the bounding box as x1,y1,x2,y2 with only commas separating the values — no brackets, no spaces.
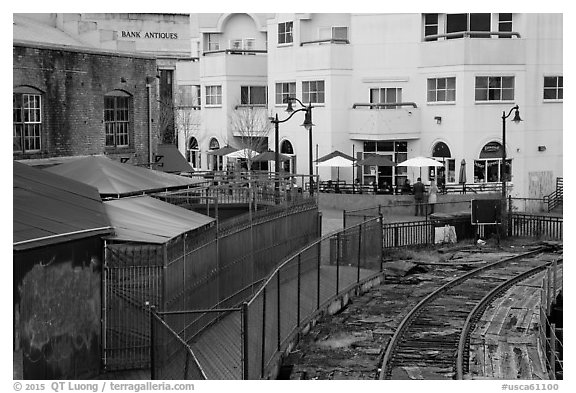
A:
179,13,562,198
15,13,563,198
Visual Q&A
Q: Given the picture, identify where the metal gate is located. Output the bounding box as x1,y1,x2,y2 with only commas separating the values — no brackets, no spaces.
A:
103,243,164,370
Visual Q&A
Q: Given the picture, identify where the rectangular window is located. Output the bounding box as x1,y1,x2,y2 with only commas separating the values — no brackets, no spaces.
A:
104,96,130,148
177,85,201,107
13,93,42,153
424,14,439,41
319,26,349,41
275,82,296,104
427,77,456,103
544,76,563,100
475,76,515,102
369,88,403,109
205,85,222,106
207,33,220,51
474,159,512,183
278,21,293,44
241,86,267,105
499,13,513,33
302,80,325,104
447,13,491,38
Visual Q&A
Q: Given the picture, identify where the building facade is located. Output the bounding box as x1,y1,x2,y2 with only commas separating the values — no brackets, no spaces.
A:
14,13,563,198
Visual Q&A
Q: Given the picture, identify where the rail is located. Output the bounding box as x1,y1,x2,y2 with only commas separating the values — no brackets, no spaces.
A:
543,177,563,212
456,262,552,379
424,30,521,41
379,248,545,379
539,259,563,379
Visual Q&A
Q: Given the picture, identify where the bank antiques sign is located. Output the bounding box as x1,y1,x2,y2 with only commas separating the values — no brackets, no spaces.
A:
121,31,178,39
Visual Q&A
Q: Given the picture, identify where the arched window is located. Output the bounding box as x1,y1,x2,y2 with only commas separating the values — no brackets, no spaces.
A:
13,86,43,153
208,138,223,171
432,142,456,184
474,141,512,183
104,90,132,148
188,137,199,169
280,140,294,154
280,140,295,173
209,138,220,150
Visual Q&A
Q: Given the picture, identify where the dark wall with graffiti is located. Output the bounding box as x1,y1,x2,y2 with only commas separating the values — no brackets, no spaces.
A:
13,237,103,379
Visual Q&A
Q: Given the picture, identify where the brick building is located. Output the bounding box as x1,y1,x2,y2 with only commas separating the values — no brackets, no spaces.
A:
13,18,161,166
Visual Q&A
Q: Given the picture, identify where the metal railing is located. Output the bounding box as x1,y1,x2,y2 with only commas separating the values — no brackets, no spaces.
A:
424,30,521,41
543,177,563,212
510,213,563,240
539,259,563,379
150,307,207,380
151,216,383,379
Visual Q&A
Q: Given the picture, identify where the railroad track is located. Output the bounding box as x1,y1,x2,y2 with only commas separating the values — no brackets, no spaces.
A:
379,247,555,380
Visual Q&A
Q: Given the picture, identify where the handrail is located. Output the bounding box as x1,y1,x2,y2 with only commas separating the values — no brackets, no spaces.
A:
300,38,349,46
352,102,418,109
202,49,267,56
424,30,521,41
246,215,381,308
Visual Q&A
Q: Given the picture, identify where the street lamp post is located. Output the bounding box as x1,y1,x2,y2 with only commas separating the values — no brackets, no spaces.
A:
501,105,522,236
269,98,314,200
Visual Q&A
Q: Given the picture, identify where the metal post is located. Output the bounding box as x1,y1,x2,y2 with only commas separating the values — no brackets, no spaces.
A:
274,115,280,204
150,305,156,380
261,288,267,377
317,242,321,309
242,302,249,380
336,233,340,295
552,259,557,305
277,272,281,351
357,225,362,283
297,254,301,327
551,323,557,379
501,110,507,237
308,109,314,196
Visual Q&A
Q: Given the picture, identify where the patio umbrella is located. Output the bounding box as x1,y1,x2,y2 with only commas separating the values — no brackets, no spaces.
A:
225,148,259,159
397,156,443,179
207,145,238,156
252,149,291,162
315,151,355,183
459,159,467,194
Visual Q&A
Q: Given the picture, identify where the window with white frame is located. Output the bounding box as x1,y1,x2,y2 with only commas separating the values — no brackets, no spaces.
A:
205,85,222,106
302,81,325,104
424,14,439,41
275,82,296,104
498,13,513,33
369,88,403,109
104,91,131,148
241,86,267,105
446,13,491,38
207,33,220,51
474,142,512,183
13,89,42,153
319,26,349,41
278,21,293,44
177,85,201,107
544,76,563,100
475,76,515,102
427,77,456,103
188,137,200,169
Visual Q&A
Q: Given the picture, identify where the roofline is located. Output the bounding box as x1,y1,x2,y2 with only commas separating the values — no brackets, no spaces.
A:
13,39,158,60
13,226,113,251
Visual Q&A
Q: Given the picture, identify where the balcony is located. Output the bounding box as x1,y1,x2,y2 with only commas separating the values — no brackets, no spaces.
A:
200,49,267,78
420,31,525,67
295,39,352,71
349,103,421,141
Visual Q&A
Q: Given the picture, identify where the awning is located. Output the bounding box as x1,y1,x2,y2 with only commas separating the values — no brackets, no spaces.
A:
45,155,204,197
156,144,194,173
13,161,112,251
103,196,215,244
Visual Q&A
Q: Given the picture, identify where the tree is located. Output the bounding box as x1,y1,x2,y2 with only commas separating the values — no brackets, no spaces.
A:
228,103,272,171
